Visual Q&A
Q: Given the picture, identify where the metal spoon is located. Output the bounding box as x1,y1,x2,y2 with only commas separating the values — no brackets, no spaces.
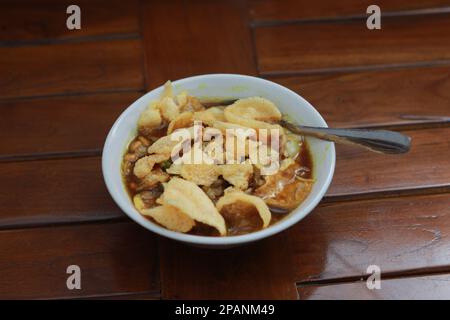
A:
279,119,411,154
202,99,411,154
268,120,410,215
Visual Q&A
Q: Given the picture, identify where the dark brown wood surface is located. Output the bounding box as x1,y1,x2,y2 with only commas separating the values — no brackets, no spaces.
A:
1,0,449,300
269,66,450,129
297,273,450,299
0,39,144,99
0,92,141,158
0,0,140,43
255,13,450,75
159,193,450,299
0,157,123,228
249,0,450,23
328,128,450,198
141,0,256,87
0,222,159,299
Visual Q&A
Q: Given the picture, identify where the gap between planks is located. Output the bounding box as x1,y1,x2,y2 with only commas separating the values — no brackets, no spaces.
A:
297,264,450,288
0,88,145,103
61,290,161,300
322,185,450,204
0,149,102,163
0,33,141,48
250,6,450,28
0,216,130,233
259,60,450,78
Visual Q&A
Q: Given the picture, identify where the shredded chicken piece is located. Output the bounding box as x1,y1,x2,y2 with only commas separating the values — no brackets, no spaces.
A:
133,154,167,178
137,167,170,190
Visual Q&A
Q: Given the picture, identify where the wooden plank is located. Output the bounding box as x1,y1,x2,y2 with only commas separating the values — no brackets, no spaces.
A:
0,39,144,99
0,157,123,228
289,193,450,282
328,127,450,198
297,273,450,299
159,234,299,299
0,0,139,43
159,192,450,299
0,92,140,157
249,0,450,23
141,0,256,88
254,14,450,74
0,222,159,299
268,65,450,129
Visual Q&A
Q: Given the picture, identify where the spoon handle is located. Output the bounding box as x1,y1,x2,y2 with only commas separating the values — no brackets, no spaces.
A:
279,120,411,154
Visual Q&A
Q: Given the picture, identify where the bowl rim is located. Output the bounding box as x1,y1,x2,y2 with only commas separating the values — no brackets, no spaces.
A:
102,73,336,246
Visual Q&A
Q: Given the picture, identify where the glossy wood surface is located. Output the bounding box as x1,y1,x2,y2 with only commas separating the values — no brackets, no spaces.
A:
255,14,450,74
0,222,159,299
249,0,450,23
0,92,141,158
0,0,140,42
141,0,256,87
0,157,123,228
297,273,450,299
0,39,144,99
328,128,450,198
1,0,450,299
269,66,450,128
159,193,450,299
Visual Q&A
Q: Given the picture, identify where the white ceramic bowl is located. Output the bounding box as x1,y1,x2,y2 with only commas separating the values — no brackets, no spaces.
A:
102,74,335,247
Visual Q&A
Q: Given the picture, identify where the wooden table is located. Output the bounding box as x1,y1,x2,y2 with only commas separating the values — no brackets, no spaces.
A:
1,0,450,299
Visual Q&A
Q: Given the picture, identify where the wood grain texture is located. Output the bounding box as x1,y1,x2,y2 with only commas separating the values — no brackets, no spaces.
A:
0,0,139,43
328,127,450,197
268,65,450,128
160,192,450,299
249,0,450,23
0,39,144,99
141,0,256,88
2,0,450,301
2,130,447,296
159,234,299,299
290,193,450,282
0,157,123,228
298,273,450,299
255,14,450,74
0,92,141,157
0,222,159,299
